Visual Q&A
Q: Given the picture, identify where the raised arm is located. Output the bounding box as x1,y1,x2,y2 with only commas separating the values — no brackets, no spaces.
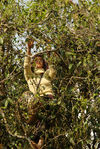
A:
24,39,34,81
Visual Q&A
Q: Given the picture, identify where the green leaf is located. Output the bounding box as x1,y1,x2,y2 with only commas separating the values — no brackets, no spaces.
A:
0,37,3,45
69,63,73,69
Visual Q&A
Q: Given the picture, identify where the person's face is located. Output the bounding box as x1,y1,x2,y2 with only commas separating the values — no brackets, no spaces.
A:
35,56,44,68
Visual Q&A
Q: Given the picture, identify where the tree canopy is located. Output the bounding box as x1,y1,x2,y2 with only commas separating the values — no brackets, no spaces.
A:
0,0,100,148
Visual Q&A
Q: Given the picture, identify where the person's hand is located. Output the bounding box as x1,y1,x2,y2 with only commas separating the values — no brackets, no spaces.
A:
27,39,34,49
26,39,34,55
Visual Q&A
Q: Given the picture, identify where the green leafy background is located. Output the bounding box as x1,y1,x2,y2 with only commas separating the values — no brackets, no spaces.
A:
0,0,100,148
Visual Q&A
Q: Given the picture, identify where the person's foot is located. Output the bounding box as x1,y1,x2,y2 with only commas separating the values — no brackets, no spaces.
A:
37,137,44,147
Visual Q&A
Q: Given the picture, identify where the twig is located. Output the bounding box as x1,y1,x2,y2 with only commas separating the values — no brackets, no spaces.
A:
42,133,65,148
0,70,22,83
37,12,53,25
55,51,68,67
65,76,88,89
0,67,17,83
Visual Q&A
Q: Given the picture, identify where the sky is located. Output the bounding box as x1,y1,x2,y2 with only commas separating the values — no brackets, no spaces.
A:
23,0,79,3
73,0,78,3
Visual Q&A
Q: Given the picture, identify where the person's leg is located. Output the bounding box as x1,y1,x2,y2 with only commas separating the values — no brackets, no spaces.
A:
27,101,40,124
37,137,44,148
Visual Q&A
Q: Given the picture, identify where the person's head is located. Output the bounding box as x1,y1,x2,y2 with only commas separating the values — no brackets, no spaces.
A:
31,54,48,71
35,55,44,69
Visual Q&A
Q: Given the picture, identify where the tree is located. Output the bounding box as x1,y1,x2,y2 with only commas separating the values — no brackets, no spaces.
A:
0,0,100,148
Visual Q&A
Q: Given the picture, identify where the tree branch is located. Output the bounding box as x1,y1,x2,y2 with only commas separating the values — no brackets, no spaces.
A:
0,107,41,149
26,49,59,58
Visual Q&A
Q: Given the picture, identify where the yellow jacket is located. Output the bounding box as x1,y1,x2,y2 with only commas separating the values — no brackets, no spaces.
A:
24,56,56,96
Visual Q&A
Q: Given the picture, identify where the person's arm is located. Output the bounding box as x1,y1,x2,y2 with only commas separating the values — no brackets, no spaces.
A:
44,64,56,80
24,40,34,81
48,65,56,79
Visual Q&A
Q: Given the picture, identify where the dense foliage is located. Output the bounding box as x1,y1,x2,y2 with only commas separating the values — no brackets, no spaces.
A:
0,0,100,148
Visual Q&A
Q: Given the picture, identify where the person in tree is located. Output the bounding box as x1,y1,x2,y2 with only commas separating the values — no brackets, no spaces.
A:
24,38,56,147
24,38,56,123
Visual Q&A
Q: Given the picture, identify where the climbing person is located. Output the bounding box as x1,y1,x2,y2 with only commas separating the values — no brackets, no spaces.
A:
23,37,56,145
24,38,56,122
24,37,56,144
